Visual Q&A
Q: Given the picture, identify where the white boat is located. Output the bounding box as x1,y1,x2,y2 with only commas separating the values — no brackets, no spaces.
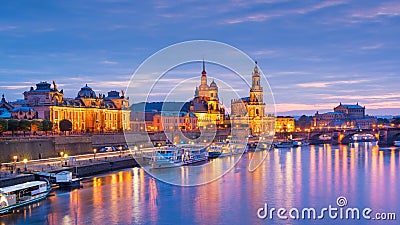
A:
208,142,247,158
0,180,51,214
274,140,293,148
352,134,375,142
292,139,310,147
55,171,81,188
394,141,400,147
150,145,208,169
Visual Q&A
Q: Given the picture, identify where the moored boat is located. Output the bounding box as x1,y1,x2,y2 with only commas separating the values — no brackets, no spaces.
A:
292,138,310,147
394,141,400,147
274,140,293,148
55,171,82,188
0,180,51,214
150,145,208,169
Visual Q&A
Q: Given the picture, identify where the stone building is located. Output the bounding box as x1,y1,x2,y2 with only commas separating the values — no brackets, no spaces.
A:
23,81,130,132
189,60,226,129
231,62,273,136
313,103,376,129
275,116,295,133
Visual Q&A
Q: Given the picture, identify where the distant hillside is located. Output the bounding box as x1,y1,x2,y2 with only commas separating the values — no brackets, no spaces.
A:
130,102,190,112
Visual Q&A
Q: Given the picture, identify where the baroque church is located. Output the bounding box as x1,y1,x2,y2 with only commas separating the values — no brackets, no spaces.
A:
189,60,226,129
231,62,270,135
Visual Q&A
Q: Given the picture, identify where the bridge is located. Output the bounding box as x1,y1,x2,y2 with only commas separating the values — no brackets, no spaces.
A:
291,127,400,146
378,127,400,146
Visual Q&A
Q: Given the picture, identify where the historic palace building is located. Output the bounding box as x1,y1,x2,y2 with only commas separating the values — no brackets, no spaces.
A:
189,61,226,129
23,81,130,132
231,62,271,136
313,102,376,129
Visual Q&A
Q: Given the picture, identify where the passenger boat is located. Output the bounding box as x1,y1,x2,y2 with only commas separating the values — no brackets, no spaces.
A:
352,134,376,142
274,140,293,148
55,171,82,189
208,142,247,158
292,139,310,147
150,145,208,169
394,141,400,147
208,145,222,159
0,180,51,214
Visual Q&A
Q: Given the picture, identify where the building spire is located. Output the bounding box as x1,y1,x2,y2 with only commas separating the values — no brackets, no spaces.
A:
253,60,259,76
202,58,206,74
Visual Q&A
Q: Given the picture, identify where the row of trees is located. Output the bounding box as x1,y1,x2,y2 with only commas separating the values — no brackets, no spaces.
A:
0,119,53,136
377,117,400,125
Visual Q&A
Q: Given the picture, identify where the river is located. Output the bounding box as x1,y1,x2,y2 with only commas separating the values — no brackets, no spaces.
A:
1,143,399,224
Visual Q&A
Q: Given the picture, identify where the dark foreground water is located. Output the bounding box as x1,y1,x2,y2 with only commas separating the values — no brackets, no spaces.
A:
1,143,400,225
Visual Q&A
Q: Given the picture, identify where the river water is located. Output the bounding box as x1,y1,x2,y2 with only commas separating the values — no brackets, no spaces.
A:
1,143,399,225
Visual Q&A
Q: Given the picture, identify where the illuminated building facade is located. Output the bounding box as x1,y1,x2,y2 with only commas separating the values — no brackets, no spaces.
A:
151,112,197,132
190,61,226,129
23,81,130,132
313,102,376,129
275,116,295,133
231,62,273,136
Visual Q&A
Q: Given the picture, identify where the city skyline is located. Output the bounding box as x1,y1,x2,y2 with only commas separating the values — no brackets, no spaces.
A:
1,1,400,115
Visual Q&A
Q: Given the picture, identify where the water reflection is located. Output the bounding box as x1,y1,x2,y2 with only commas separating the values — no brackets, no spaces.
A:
1,144,399,225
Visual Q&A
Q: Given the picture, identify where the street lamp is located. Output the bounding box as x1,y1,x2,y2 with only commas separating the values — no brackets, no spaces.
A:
64,154,68,166
13,155,18,172
119,146,123,157
93,148,97,160
23,158,28,171
60,151,64,166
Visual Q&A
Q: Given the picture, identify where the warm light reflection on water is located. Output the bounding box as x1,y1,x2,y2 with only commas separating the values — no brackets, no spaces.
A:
2,144,400,225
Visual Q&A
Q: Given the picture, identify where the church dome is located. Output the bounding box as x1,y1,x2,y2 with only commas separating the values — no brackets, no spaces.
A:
77,84,96,98
210,80,218,90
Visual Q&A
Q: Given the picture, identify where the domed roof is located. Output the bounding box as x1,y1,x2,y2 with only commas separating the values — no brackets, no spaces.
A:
77,84,96,98
210,80,218,89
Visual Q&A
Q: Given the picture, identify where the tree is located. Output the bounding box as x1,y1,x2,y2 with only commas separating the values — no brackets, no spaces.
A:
377,118,389,125
7,119,19,136
392,117,400,125
18,120,31,136
31,120,43,133
0,119,8,135
42,120,53,135
296,115,313,130
59,119,72,134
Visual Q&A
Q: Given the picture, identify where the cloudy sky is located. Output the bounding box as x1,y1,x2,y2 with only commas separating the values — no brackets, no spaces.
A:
1,0,399,115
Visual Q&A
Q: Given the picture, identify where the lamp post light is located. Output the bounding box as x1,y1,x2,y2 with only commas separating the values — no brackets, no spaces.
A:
23,158,28,171
60,151,64,166
64,154,69,166
119,146,123,157
93,148,97,160
13,155,18,172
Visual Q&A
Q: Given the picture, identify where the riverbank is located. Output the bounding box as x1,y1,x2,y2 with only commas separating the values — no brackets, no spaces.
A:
0,154,139,187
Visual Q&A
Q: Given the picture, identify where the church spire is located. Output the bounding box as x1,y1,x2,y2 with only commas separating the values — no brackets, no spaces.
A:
202,58,206,75
253,60,259,75
201,59,207,85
